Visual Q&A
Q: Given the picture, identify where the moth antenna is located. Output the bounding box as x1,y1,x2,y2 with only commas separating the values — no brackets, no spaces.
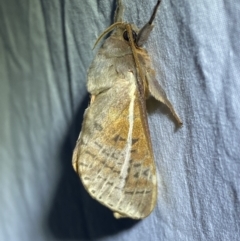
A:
114,0,124,22
136,0,161,47
93,22,124,49
149,0,161,25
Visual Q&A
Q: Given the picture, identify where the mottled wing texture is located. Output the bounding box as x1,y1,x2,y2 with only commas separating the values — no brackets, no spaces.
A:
73,75,157,219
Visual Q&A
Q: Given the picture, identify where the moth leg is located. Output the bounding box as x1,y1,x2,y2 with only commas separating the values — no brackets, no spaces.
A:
114,0,124,22
146,71,182,125
90,95,96,104
114,212,127,219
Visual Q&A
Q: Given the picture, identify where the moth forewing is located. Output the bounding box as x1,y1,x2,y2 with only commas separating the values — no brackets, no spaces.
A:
72,0,181,219
73,74,157,219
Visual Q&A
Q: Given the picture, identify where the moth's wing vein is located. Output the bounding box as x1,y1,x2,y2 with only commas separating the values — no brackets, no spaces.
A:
95,124,129,199
92,123,126,182
132,160,152,217
124,153,145,213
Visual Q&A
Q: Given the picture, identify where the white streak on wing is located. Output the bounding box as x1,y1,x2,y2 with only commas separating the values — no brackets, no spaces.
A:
119,82,136,188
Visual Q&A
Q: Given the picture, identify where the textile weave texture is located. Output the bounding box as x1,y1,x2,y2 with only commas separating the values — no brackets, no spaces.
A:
0,0,239,240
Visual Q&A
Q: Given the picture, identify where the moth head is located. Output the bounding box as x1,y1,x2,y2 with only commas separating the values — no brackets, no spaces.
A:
122,24,138,44
120,0,161,47
93,1,161,49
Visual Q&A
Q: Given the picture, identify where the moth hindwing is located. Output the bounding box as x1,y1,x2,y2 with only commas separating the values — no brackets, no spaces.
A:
72,0,182,219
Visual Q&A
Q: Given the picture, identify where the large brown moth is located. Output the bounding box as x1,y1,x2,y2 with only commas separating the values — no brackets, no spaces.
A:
72,0,182,219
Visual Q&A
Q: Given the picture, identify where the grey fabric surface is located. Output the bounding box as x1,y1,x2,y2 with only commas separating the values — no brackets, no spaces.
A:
1,0,240,240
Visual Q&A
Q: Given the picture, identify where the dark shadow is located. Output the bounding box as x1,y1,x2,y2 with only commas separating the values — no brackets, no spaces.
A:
48,93,138,240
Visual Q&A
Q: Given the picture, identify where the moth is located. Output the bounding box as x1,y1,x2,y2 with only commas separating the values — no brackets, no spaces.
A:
72,0,182,219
